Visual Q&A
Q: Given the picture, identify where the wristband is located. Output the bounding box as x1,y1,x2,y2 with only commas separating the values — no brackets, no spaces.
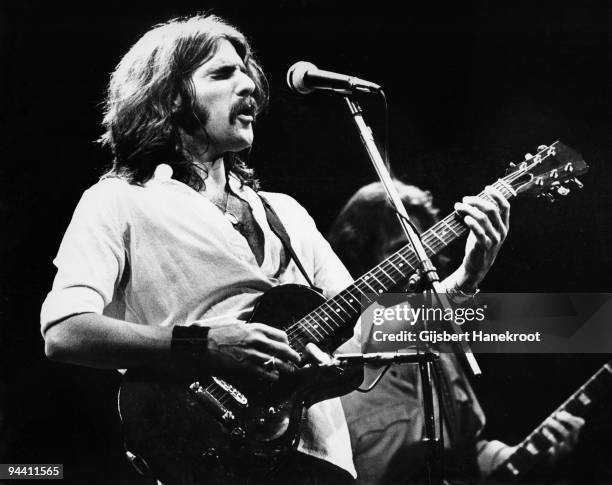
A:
171,325,210,365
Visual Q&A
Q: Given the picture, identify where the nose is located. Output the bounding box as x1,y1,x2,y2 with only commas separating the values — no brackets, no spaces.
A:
236,70,256,96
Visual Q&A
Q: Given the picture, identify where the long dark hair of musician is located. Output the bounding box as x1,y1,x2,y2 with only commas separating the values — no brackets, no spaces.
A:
328,180,448,279
99,14,268,191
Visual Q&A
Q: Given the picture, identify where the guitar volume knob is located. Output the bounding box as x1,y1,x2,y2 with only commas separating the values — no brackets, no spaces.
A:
557,186,570,196
201,448,219,460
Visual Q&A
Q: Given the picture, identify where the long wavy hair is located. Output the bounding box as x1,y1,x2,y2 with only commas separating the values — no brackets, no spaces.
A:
328,180,448,280
99,14,268,190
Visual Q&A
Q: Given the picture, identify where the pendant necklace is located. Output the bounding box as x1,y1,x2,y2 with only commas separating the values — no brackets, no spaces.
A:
214,189,239,225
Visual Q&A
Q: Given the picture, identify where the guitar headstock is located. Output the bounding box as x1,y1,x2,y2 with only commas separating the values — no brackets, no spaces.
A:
502,141,589,202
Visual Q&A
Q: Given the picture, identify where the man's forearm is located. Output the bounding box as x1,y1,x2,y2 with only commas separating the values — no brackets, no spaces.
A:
44,313,173,369
440,263,481,294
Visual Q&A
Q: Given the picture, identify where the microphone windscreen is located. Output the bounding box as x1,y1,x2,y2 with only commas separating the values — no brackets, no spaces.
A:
287,61,317,94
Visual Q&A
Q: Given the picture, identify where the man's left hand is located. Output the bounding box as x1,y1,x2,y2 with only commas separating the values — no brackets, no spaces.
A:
541,410,585,462
454,185,510,289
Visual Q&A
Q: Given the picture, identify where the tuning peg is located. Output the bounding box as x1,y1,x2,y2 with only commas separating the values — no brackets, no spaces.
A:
537,145,548,151
551,169,559,179
564,163,574,173
535,177,544,187
570,178,584,189
556,186,570,196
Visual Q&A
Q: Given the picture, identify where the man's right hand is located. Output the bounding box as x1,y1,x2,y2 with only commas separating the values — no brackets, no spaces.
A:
207,323,300,382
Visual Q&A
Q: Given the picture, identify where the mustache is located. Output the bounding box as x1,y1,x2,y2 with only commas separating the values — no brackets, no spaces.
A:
229,97,257,122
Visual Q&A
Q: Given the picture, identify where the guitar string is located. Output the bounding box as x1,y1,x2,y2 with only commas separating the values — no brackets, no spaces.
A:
283,150,557,348
286,179,508,344
200,150,557,401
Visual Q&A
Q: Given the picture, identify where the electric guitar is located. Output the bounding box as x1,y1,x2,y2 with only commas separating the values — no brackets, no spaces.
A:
119,142,589,485
490,360,612,482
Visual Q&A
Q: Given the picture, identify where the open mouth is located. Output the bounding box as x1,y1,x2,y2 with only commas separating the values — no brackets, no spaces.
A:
232,99,256,123
236,113,254,123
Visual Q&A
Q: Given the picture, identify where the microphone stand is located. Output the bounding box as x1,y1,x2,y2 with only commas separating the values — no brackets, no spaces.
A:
342,96,481,485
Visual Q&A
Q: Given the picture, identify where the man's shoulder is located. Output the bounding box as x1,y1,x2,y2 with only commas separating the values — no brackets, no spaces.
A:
82,176,147,203
85,176,132,196
74,177,140,220
257,190,310,217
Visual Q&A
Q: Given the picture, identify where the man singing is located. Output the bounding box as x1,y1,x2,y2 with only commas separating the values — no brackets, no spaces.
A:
41,14,509,484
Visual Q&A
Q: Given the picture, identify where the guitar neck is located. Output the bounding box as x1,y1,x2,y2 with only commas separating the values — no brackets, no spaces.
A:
286,179,517,352
493,361,612,481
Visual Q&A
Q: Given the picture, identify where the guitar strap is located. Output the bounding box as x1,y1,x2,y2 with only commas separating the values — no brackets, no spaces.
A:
258,194,321,292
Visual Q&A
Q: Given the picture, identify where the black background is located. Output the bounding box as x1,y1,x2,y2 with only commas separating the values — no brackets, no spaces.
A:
1,1,610,483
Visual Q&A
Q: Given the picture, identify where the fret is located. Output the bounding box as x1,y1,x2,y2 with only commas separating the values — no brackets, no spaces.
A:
337,291,361,312
355,281,377,300
431,230,446,245
308,321,331,340
360,277,378,294
317,305,343,328
300,322,323,341
421,240,435,255
324,301,353,321
314,305,341,330
303,320,325,340
395,253,411,268
481,192,497,205
287,329,307,350
378,266,397,284
525,442,539,456
364,273,386,292
307,310,334,333
442,219,460,236
369,273,386,289
388,259,401,272
423,236,443,254
350,285,374,305
506,463,520,476
438,228,454,244
321,300,351,324
285,320,301,343
577,392,591,406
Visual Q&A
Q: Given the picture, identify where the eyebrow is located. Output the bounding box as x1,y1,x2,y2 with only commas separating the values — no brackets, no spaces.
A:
203,60,247,74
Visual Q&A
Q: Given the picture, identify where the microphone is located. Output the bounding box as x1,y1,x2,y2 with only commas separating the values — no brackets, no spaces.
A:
287,61,381,95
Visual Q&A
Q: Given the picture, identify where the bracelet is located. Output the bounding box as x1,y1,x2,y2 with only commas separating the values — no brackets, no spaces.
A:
446,284,480,304
171,325,210,365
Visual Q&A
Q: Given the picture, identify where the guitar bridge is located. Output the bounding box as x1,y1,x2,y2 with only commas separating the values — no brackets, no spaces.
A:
212,377,248,406
189,381,236,423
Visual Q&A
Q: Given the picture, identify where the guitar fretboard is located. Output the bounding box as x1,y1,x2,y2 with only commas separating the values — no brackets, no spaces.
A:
493,361,612,481
285,180,516,352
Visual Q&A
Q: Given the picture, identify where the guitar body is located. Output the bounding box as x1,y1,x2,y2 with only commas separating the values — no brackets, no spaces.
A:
119,284,358,485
